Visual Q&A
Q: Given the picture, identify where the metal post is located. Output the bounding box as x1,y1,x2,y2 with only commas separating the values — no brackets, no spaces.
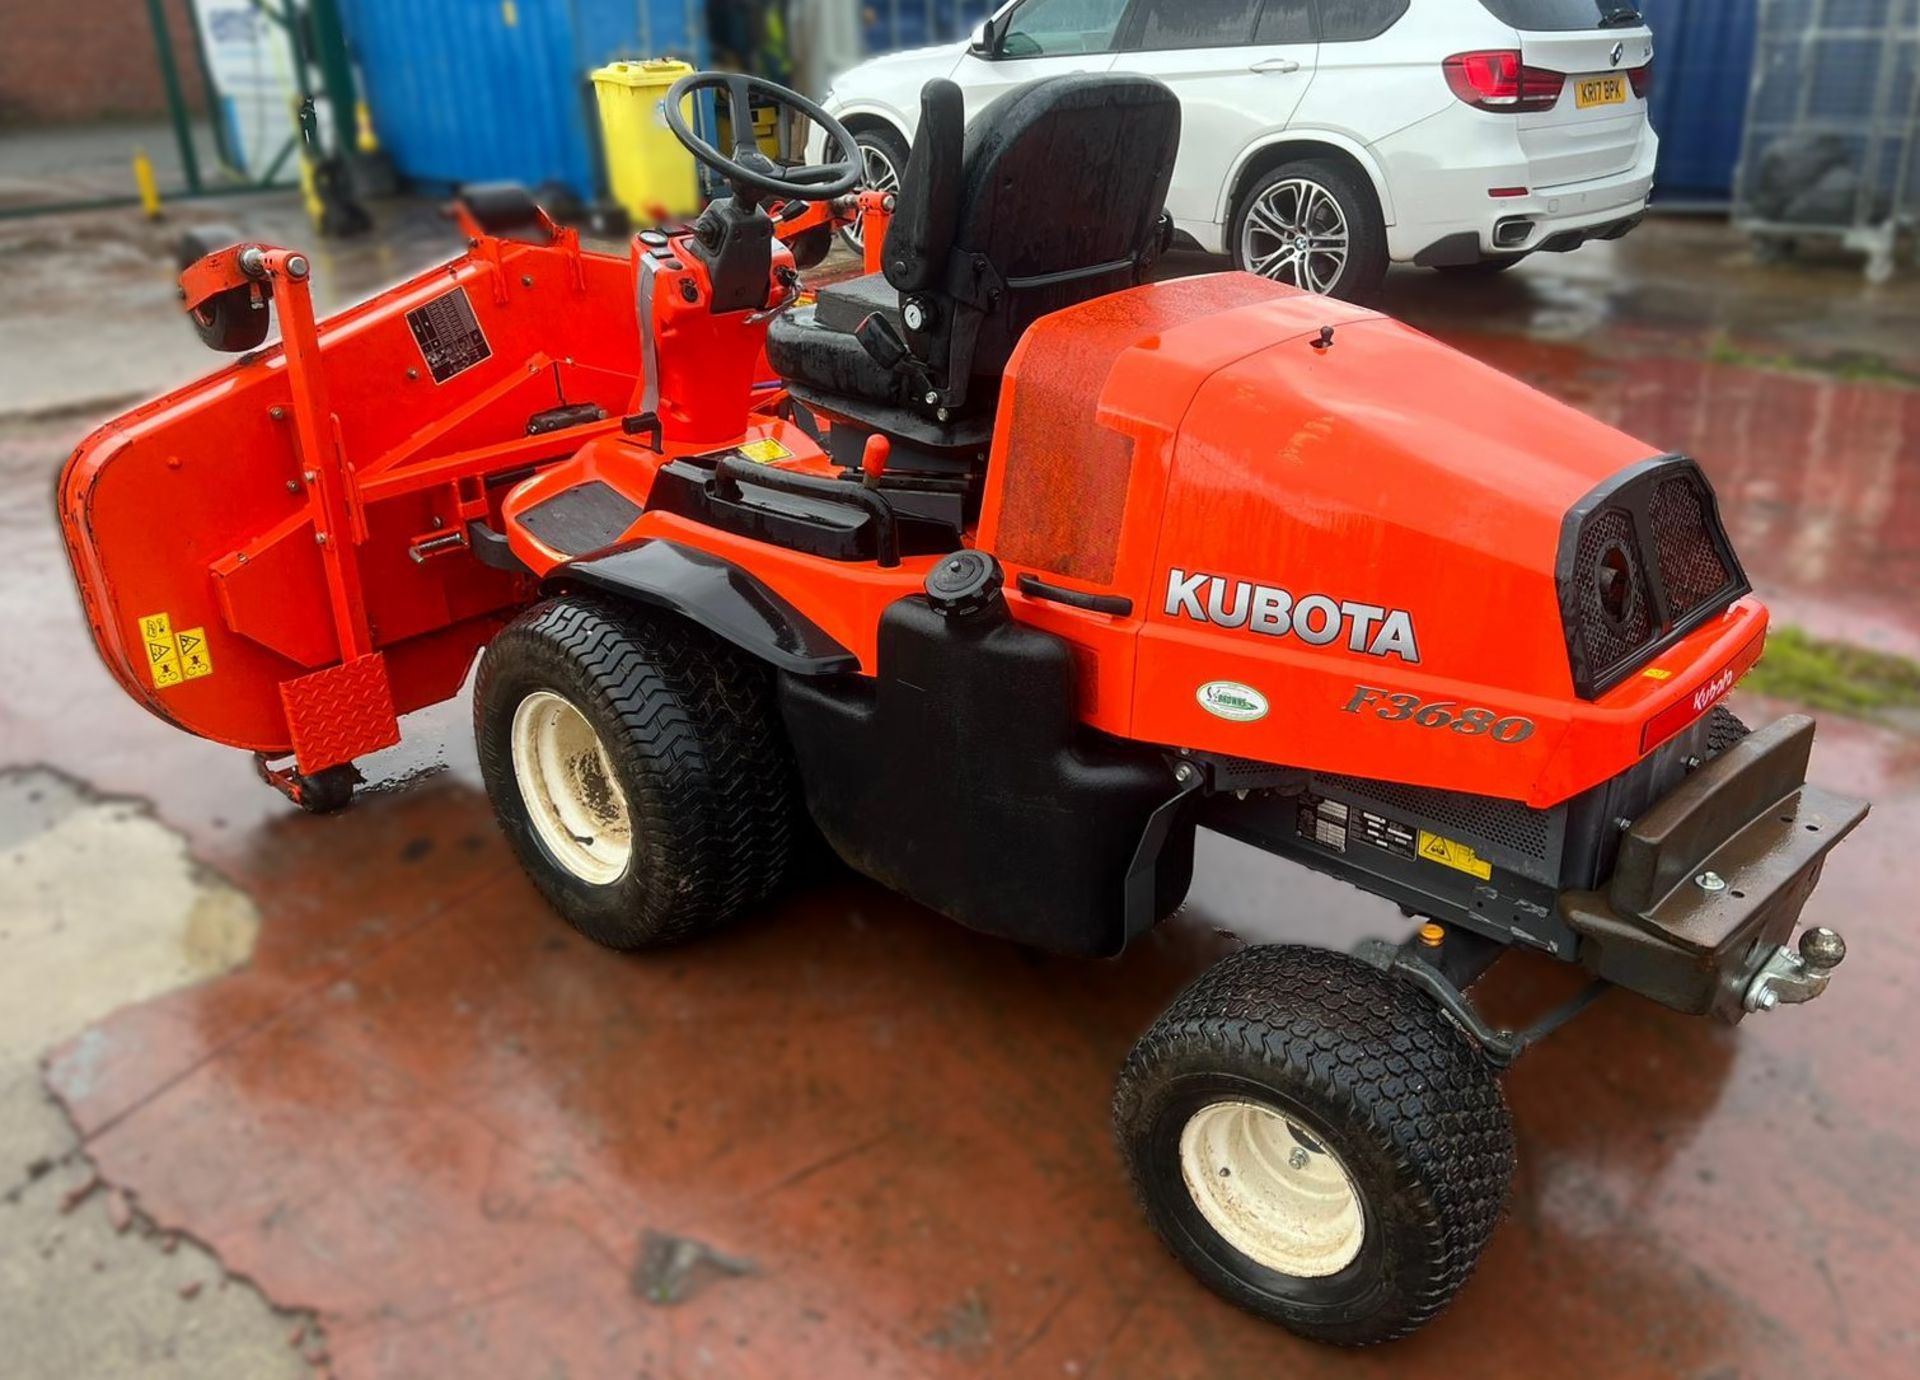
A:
184,0,240,175
305,0,361,157
143,0,204,194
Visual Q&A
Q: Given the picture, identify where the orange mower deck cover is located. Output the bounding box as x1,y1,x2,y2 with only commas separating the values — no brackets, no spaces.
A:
57,234,643,766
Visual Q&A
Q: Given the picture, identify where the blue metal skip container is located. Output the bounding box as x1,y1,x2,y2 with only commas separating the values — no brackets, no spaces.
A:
336,0,707,199
863,0,994,54
1641,0,1759,202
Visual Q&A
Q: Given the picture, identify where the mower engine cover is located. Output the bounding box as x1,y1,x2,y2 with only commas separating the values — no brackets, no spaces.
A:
975,274,1764,811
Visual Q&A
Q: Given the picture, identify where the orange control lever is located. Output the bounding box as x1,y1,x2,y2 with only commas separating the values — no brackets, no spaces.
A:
861,433,892,488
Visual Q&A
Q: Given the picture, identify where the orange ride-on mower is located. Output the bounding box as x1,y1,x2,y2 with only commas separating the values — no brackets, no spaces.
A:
60,72,1867,1344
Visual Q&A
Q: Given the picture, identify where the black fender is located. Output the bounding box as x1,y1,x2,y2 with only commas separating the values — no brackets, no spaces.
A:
554,540,858,676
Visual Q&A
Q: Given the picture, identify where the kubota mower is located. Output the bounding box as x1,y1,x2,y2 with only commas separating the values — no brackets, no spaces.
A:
60,72,1867,1344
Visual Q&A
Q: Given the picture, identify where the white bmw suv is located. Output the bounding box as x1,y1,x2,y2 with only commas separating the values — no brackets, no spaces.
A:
812,0,1657,302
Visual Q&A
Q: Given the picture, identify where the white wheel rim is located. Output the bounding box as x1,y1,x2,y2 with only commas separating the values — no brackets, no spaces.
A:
844,141,901,250
1240,177,1350,295
510,690,633,886
1179,1100,1366,1278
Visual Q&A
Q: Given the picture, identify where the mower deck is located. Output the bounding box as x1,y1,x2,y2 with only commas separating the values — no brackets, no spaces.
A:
59,221,641,768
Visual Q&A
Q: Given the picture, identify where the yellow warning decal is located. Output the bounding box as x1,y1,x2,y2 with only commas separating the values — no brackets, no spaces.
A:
176,626,215,681
138,610,183,690
738,438,792,464
1641,666,1674,681
1417,830,1492,881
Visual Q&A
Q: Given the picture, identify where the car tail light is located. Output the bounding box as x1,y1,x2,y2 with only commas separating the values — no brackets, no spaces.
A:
1627,61,1653,99
1443,51,1565,113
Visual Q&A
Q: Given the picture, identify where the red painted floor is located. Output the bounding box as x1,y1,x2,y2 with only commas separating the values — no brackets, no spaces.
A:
37,706,1920,1378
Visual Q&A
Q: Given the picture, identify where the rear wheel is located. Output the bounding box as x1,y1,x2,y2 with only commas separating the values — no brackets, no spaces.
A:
474,596,799,949
1230,159,1388,304
1113,945,1514,1345
838,125,909,253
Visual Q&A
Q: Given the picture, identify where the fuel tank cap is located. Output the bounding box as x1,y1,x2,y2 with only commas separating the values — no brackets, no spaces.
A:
924,550,1003,619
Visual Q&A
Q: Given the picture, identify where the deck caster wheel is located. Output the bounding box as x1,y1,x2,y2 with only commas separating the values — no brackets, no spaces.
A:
175,225,272,354
186,287,272,353
255,756,361,813
473,595,800,949
786,224,833,271
1113,945,1514,1345
292,765,360,813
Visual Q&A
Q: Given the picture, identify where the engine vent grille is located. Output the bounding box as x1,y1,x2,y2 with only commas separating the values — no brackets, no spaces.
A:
1571,506,1655,684
1557,456,1750,700
1649,476,1736,615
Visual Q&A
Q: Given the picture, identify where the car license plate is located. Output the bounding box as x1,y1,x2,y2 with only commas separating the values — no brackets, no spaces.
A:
1575,75,1627,108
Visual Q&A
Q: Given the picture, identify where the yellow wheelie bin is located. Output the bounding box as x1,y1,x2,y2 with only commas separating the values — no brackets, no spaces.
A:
591,59,701,222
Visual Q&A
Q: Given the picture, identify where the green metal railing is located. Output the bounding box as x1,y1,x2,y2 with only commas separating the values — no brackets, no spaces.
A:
0,0,327,221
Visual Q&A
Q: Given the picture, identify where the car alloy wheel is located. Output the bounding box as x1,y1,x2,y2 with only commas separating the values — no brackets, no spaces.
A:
845,139,902,251
1239,177,1351,295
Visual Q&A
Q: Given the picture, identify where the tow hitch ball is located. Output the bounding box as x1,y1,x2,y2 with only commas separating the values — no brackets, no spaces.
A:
1744,927,1847,1013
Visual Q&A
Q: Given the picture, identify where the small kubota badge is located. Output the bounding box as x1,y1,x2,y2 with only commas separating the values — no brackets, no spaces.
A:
1640,631,1766,753
1197,681,1269,722
1164,568,1420,663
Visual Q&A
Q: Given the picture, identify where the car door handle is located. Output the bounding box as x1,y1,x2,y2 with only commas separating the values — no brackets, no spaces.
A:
1249,57,1300,74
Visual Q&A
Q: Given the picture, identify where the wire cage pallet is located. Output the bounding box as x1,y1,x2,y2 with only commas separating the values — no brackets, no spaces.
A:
1733,0,1920,282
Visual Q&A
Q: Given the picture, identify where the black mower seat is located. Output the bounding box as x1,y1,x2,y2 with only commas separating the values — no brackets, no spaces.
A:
766,273,908,412
768,72,1179,445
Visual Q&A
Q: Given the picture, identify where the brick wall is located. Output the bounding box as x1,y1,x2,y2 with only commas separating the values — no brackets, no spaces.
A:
0,0,208,123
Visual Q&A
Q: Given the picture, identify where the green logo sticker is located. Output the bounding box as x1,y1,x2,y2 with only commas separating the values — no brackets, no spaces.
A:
1197,680,1269,723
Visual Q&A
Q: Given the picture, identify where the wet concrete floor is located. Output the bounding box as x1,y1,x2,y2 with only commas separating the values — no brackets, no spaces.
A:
2,197,1918,1377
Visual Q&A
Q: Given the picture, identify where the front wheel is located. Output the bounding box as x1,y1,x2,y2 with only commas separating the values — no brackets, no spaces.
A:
474,596,800,949
1113,946,1514,1345
1230,159,1389,304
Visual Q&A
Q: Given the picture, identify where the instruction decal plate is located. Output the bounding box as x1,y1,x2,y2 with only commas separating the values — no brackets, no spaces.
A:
1417,830,1493,881
406,286,492,384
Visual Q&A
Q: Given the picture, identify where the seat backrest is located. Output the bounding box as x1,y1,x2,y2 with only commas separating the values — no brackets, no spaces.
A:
878,74,1180,411
884,78,965,294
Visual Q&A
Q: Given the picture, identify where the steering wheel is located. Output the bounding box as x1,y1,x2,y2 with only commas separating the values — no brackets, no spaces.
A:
663,71,862,204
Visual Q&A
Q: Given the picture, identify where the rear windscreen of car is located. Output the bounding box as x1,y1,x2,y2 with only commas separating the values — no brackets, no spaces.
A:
1477,1,1642,30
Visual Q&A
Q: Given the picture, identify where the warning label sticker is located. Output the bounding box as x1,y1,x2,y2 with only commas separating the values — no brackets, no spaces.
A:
1417,830,1493,881
406,286,492,384
737,438,793,464
138,610,183,690
176,626,214,680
